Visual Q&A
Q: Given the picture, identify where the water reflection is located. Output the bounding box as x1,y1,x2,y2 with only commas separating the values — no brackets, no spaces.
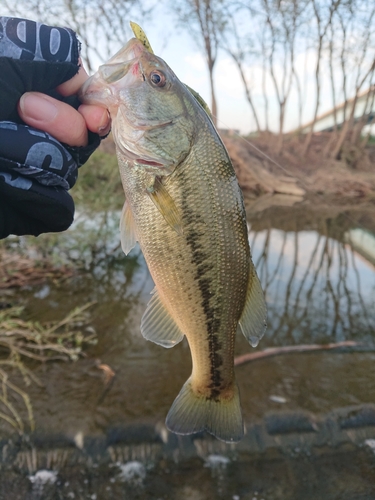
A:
3,206,375,440
2,205,375,496
249,223,375,346
25,207,374,351
17,206,374,350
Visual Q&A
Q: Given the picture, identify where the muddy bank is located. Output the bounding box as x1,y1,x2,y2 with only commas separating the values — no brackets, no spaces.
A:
222,132,375,203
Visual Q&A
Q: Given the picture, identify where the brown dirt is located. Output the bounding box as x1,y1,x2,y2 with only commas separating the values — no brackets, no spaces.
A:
221,131,375,203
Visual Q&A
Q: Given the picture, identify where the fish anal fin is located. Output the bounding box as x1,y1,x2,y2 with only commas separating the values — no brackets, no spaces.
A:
141,290,184,348
237,264,267,348
166,378,243,443
120,200,138,255
147,178,183,235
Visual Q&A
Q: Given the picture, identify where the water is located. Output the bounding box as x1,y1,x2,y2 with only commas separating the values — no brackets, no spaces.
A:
1,201,375,499
250,226,374,345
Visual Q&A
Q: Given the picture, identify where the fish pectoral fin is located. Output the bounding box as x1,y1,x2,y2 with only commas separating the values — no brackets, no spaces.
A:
166,378,244,443
120,200,138,255
237,264,267,348
147,177,183,235
141,290,184,348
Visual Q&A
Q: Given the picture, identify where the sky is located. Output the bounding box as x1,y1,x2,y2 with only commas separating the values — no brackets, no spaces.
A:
134,19,284,135
1,4,256,133
125,10,337,135
1,3,363,136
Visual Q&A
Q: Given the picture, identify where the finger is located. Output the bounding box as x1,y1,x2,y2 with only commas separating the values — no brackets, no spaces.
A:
18,92,88,147
56,60,89,96
78,104,111,136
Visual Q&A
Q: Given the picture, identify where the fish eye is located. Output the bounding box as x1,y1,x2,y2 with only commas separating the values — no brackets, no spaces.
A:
150,71,166,87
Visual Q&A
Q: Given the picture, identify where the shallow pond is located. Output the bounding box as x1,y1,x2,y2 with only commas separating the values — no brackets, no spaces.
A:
1,199,375,499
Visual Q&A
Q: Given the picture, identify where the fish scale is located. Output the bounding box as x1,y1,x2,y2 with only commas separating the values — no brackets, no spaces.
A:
118,119,251,428
80,32,267,442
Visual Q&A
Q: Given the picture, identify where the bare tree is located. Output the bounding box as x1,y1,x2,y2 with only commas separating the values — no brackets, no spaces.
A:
171,0,228,126
330,3,375,159
262,0,307,152
331,60,375,159
221,10,261,132
3,0,149,71
261,30,270,132
232,0,308,145
6,0,375,162
301,0,341,155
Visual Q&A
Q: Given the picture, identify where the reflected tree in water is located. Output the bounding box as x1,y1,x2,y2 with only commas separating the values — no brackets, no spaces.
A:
249,219,375,346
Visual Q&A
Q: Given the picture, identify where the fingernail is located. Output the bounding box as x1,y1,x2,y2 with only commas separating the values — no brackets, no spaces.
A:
98,109,111,135
19,93,58,122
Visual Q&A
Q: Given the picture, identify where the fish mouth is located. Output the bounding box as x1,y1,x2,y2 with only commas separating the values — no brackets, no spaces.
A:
79,39,146,106
80,38,175,172
106,38,145,65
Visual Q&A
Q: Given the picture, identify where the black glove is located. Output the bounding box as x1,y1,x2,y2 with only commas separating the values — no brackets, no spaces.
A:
0,17,101,239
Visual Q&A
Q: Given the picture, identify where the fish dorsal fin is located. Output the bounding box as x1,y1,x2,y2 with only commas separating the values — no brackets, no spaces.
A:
185,85,212,118
147,177,183,235
237,264,267,347
141,289,184,348
120,200,138,255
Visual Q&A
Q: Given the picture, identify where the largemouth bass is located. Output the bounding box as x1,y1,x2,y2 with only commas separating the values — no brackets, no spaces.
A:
80,27,267,442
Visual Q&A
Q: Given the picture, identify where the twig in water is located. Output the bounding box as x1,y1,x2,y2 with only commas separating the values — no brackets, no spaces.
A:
234,341,362,366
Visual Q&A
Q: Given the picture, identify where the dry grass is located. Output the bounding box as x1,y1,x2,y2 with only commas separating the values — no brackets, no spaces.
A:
0,302,97,434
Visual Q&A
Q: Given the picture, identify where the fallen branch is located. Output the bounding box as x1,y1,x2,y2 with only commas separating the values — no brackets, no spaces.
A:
234,341,361,366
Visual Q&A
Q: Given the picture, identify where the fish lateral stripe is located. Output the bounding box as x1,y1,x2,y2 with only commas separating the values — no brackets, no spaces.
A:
180,168,226,399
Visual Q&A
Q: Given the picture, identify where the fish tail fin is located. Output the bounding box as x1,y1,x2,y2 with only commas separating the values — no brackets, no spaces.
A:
165,377,243,443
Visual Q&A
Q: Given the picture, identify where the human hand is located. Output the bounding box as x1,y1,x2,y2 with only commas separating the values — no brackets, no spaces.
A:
0,17,109,239
18,64,111,147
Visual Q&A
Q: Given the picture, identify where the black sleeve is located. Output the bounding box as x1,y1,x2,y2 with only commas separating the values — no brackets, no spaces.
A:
0,17,101,239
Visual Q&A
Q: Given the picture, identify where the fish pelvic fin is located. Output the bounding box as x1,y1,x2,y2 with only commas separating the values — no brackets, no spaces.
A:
141,289,184,348
120,200,138,255
166,378,244,443
237,264,267,348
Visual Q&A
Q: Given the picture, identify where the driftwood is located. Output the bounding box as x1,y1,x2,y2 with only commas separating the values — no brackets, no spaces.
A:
234,341,361,366
223,136,306,197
